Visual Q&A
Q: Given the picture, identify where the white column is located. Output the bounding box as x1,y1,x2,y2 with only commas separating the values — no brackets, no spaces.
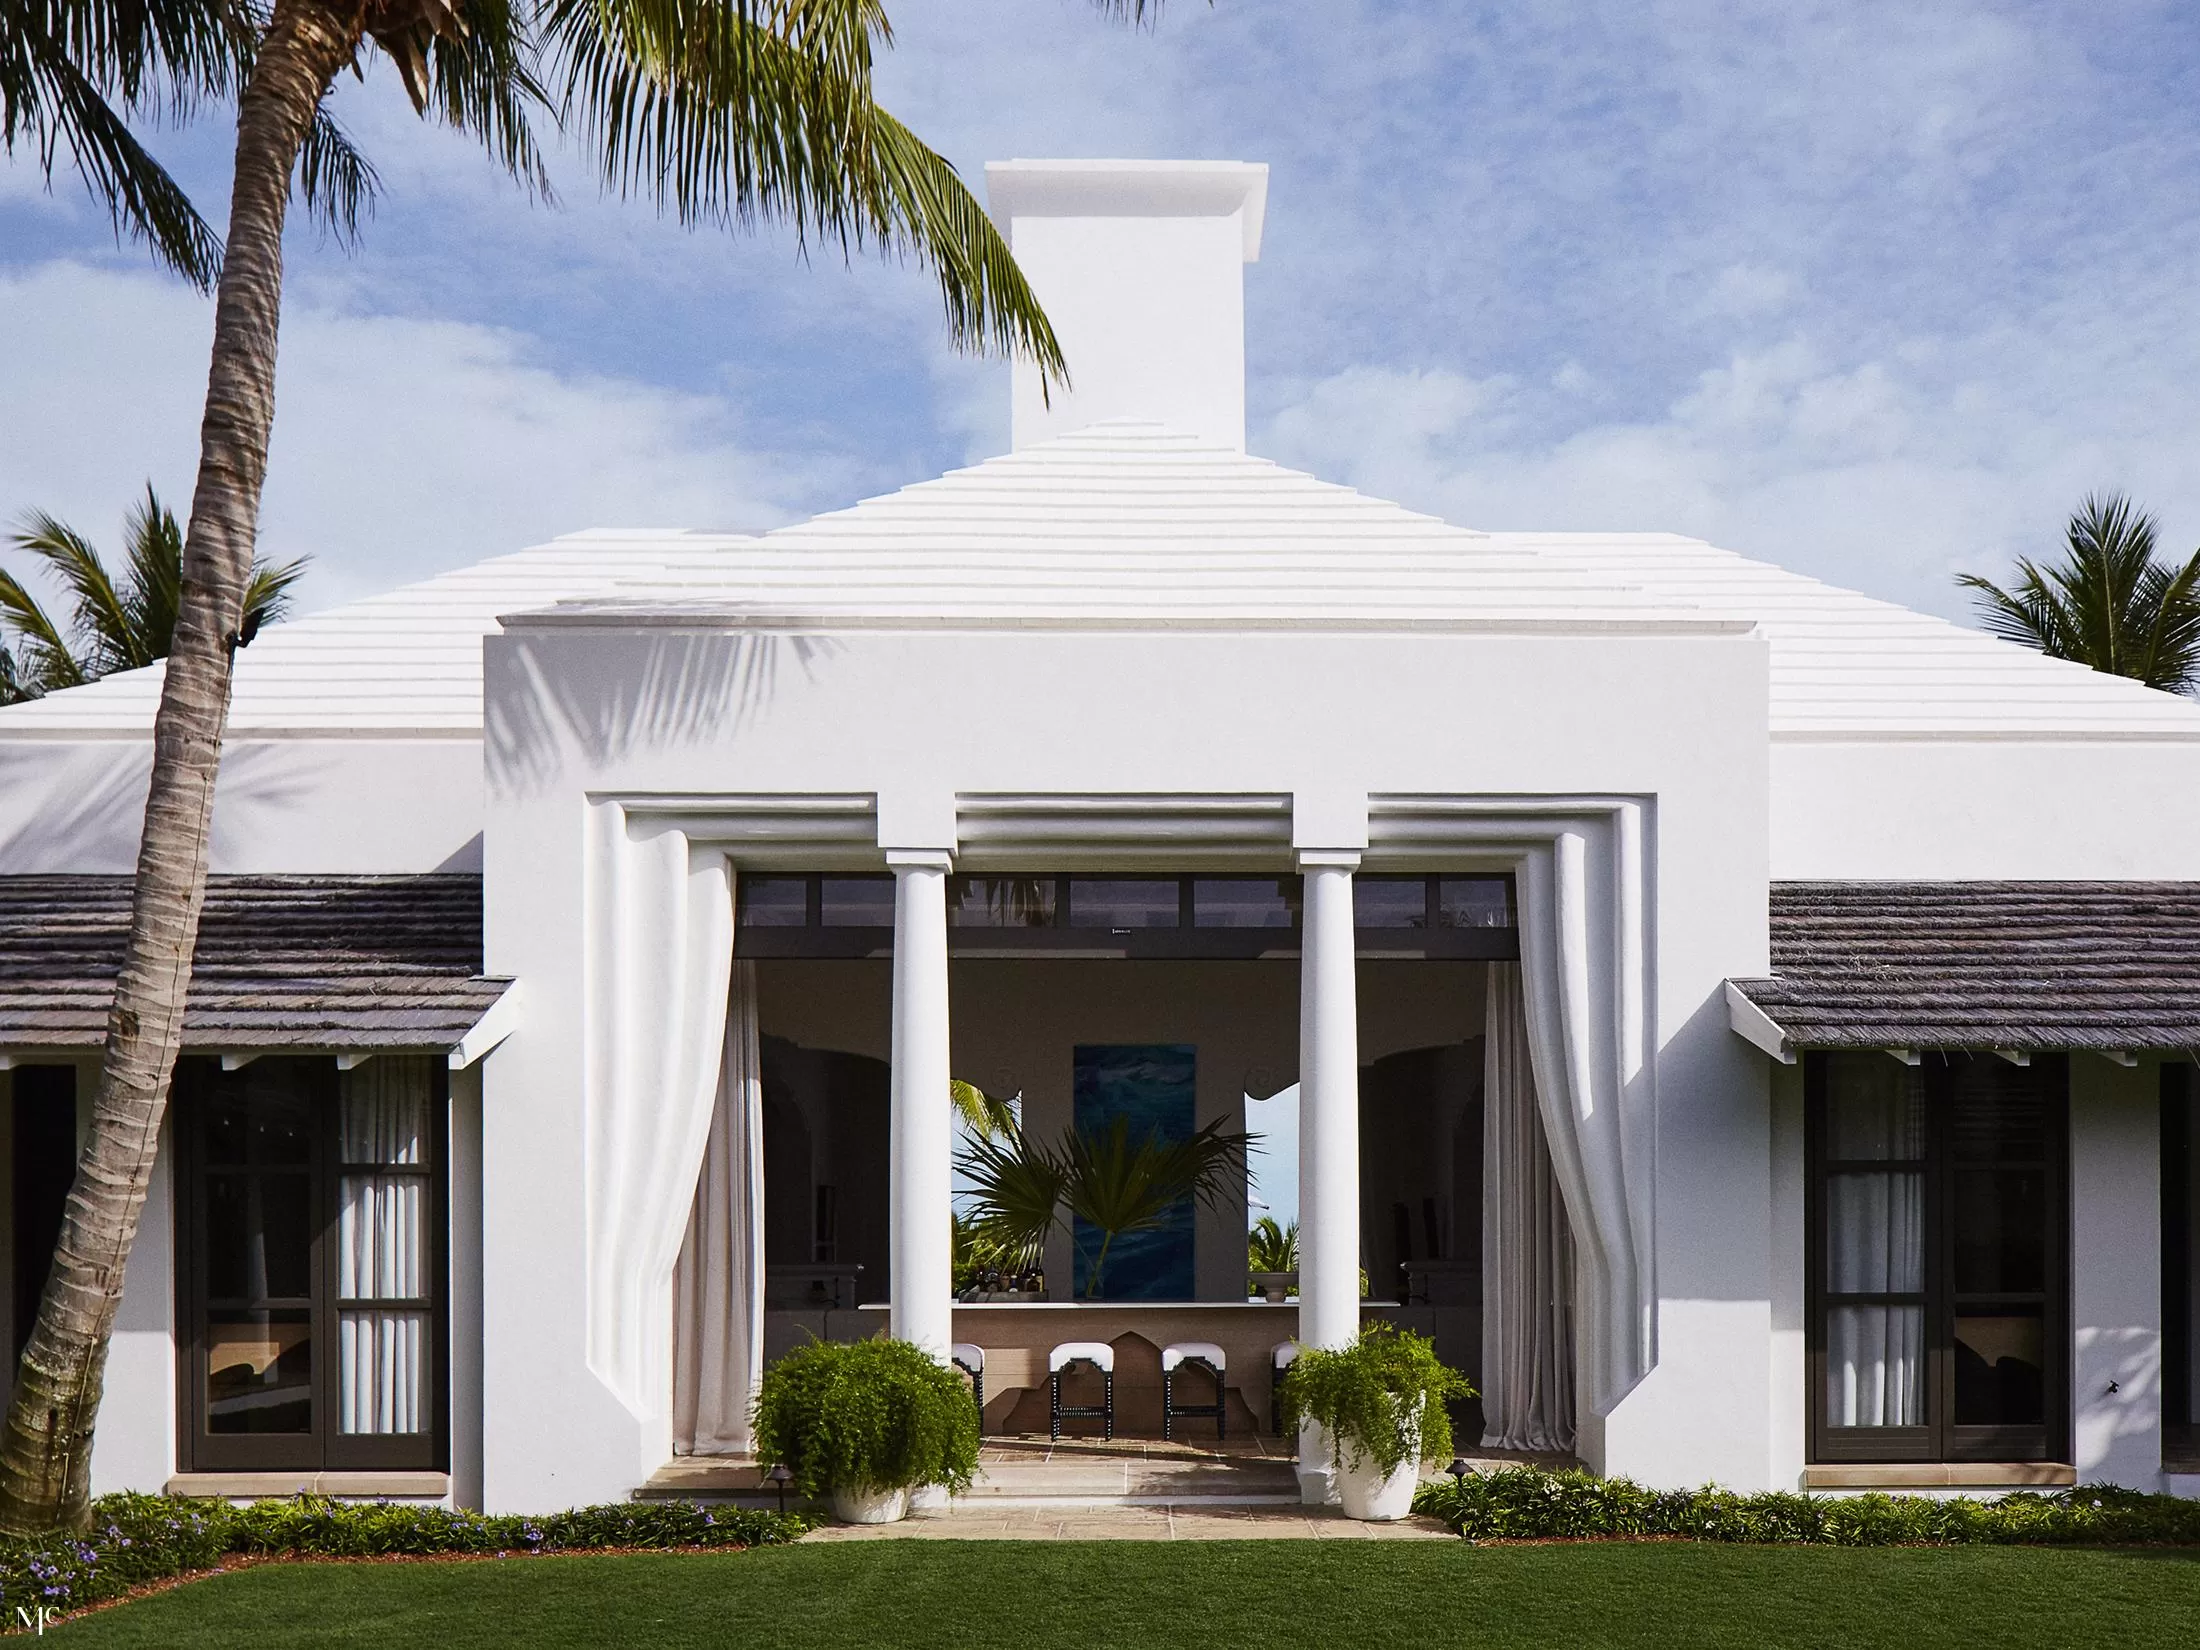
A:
1296,853,1361,1501
888,852,954,1359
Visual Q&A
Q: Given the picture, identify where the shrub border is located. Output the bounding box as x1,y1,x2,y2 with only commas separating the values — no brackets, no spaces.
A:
1413,1465,2200,1546
0,1494,812,1631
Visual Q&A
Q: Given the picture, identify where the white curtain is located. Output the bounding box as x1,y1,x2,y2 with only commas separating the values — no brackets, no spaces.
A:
1481,962,1577,1452
584,807,737,1418
1515,830,1651,1414
1825,1059,1925,1427
337,1057,432,1435
673,958,767,1455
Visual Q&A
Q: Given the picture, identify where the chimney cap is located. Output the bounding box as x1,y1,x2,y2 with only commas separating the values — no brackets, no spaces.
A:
985,159,1267,261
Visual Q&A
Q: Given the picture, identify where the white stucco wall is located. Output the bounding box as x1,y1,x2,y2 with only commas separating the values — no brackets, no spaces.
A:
2071,1056,2165,1490
1772,740,2200,880
88,1110,174,1496
478,618,1772,1503
0,737,482,874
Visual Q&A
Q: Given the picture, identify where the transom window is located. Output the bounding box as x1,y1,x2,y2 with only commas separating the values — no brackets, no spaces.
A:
1806,1051,2068,1465
734,873,1518,960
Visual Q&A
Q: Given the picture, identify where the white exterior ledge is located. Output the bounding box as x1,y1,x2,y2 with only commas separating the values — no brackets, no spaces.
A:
1801,1463,2075,1490
165,1471,450,1500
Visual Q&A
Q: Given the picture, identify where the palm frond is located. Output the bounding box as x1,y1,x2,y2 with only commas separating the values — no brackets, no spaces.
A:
10,508,134,674
863,108,1065,389
240,552,306,642
542,0,1064,385
117,482,181,668
0,0,225,288
1961,491,2200,696
296,105,383,244
0,568,86,693
954,1126,1064,1263
420,0,554,199
948,1078,1017,1141
1247,1215,1297,1274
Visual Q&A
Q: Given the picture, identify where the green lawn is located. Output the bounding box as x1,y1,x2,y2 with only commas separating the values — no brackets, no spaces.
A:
44,1541,2200,1649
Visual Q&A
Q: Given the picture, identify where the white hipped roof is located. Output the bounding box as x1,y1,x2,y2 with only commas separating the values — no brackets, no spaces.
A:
5,421,2199,741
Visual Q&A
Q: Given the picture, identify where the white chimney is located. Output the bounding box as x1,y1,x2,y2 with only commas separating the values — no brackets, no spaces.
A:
985,159,1268,452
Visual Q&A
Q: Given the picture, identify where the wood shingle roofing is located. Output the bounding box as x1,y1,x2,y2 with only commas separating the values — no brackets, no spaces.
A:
1729,881,2200,1053
0,875,508,1050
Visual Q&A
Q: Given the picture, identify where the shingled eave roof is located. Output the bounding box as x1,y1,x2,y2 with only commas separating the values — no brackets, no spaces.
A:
0,875,512,1055
1728,881,2200,1058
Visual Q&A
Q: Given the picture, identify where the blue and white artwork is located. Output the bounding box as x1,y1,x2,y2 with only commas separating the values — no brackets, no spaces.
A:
1072,1043,1197,1300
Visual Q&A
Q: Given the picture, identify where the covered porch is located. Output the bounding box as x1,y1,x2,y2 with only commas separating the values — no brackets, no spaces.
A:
608,798,1653,1497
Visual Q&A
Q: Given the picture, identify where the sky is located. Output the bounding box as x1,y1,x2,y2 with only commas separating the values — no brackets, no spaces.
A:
4,1,2200,619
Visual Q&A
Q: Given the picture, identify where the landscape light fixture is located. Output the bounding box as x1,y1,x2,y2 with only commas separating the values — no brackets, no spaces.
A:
766,1462,793,1515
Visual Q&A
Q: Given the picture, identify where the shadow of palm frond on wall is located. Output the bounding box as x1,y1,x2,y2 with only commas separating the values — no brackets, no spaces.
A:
486,626,841,798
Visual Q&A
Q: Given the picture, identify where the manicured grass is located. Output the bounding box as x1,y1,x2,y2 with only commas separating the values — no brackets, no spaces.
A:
43,1540,2200,1649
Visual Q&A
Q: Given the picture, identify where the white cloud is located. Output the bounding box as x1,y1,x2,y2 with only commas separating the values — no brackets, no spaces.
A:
1259,307,2200,622
0,262,828,611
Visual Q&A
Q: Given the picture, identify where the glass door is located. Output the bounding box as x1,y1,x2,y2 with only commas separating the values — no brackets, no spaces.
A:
177,1057,446,1473
180,1059,329,1471
1809,1051,2068,1464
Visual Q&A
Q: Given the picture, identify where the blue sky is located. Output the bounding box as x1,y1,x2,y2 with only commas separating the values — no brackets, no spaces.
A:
4,1,2200,618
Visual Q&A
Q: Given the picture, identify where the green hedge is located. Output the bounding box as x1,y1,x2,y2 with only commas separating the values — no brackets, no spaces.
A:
0,1494,810,1630
1412,1465,2200,1546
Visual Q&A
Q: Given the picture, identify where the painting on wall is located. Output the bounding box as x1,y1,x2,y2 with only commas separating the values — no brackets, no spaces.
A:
1072,1043,1197,1300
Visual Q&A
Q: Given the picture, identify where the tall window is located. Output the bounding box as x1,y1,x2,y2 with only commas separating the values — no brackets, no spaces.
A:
1807,1051,2068,1464
177,1056,446,1473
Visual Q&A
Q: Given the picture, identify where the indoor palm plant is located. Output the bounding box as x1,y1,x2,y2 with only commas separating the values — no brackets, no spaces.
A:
1279,1322,1473,1521
958,1116,1253,1299
751,1337,979,1524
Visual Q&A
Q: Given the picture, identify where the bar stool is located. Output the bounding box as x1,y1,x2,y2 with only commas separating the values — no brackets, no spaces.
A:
1048,1341,1115,1441
950,1343,986,1433
1161,1342,1227,1442
1270,1341,1299,1435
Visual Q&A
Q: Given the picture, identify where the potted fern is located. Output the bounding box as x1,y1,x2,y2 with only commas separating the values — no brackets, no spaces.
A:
1279,1322,1473,1520
752,1337,980,1524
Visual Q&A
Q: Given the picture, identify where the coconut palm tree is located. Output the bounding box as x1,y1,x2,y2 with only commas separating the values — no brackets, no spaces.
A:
0,0,1178,1535
1958,493,2200,696
0,484,304,701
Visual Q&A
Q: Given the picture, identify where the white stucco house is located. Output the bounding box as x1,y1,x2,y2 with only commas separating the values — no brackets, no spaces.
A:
2,159,2198,1513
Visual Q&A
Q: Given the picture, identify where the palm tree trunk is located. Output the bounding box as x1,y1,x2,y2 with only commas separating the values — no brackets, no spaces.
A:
0,0,355,1534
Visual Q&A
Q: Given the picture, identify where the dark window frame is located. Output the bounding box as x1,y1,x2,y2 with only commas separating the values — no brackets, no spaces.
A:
734,872,1520,961
1805,1050,2070,1466
2165,1064,2196,1463
174,1056,448,1475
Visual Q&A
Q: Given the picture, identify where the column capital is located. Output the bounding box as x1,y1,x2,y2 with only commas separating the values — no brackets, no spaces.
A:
1295,848,1362,871
884,850,954,873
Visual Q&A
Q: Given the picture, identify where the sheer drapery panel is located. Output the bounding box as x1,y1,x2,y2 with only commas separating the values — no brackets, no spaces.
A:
337,1058,434,1436
1482,961,1577,1453
1823,1055,1925,1430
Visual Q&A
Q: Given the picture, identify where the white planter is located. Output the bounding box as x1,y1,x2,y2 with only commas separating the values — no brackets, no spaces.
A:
829,1484,910,1524
1335,1405,1422,1521
1336,1451,1421,1521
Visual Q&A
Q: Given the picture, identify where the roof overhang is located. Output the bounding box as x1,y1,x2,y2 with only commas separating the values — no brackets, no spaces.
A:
1728,880,2200,1063
0,874,517,1068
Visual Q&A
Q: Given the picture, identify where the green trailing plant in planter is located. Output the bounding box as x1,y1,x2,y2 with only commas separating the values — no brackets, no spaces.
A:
753,1337,979,1520
1280,1322,1474,1482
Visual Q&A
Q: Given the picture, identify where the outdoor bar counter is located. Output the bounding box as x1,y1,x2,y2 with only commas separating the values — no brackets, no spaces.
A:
764,1301,1410,1435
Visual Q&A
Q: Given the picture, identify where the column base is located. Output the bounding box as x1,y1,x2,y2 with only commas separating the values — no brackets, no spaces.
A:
1296,1420,1338,1507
